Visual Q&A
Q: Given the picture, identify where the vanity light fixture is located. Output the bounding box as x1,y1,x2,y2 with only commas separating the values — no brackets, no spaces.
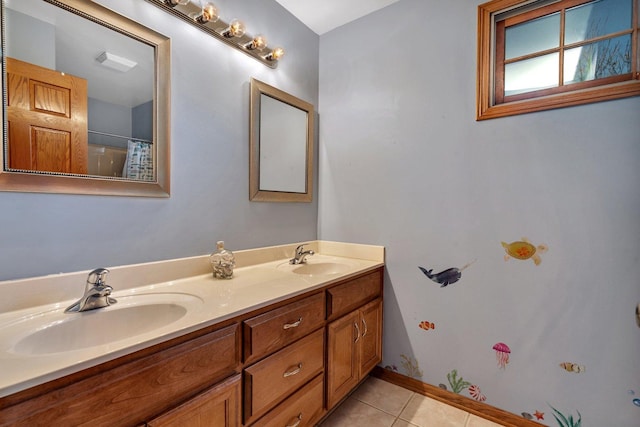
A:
146,0,284,68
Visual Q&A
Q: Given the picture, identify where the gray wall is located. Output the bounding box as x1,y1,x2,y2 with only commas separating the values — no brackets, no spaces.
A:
318,0,640,425
0,0,319,280
5,9,55,68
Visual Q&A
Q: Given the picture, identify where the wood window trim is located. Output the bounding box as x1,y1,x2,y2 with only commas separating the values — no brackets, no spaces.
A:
477,0,640,120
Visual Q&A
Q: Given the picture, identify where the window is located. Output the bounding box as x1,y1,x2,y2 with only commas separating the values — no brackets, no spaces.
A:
477,0,640,120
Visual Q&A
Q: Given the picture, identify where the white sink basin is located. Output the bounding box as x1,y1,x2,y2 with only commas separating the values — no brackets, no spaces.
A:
276,257,360,277
2,293,202,355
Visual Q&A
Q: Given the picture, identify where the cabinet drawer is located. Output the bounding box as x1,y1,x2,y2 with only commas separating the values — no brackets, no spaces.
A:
327,269,382,320
244,329,324,424
251,374,324,427
0,323,241,426
243,292,325,364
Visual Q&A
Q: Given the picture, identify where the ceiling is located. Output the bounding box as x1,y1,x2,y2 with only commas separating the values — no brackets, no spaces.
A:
273,0,400,35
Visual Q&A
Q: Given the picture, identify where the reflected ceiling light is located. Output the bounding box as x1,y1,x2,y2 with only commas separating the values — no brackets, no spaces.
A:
96,51,138,72
146,0,283,68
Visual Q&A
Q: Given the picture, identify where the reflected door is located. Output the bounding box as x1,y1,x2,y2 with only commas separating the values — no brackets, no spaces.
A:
6,57,88,174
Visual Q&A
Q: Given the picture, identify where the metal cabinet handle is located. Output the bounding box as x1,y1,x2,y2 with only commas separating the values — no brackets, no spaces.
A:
286,413,303,427
354,322,361,343
283,363,303,378
283,317,303,330
362,318,368,337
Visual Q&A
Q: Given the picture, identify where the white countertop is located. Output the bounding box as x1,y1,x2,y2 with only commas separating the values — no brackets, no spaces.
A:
0,241,384,398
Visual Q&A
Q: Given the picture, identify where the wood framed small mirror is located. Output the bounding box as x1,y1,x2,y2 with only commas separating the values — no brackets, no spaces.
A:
249,78,314,203
1,0,170,197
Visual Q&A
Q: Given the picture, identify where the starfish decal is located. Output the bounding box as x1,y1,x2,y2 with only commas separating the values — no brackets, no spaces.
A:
533,410,544,420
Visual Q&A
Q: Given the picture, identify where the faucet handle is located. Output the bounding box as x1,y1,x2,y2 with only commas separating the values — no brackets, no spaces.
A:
87,268,110,286
294,244,306,255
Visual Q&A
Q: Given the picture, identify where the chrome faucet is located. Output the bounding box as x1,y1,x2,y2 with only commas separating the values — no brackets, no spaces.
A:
290,244,314,265
65,268,117,313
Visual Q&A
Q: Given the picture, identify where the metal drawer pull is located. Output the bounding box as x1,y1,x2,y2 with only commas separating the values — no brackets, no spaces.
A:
283,363,303,378
283,317,303,330
362,318,368,337
354,322,361,343
286,413,303,427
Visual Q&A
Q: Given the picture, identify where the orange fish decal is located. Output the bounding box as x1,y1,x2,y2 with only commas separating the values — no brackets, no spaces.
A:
419,321,435,331
559,362,585,373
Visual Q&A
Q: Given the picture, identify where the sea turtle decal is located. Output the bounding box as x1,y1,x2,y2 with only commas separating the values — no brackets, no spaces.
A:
501,237,547,266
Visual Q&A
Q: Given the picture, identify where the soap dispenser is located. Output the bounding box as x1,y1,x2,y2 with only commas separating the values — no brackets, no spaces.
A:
210,241,235,279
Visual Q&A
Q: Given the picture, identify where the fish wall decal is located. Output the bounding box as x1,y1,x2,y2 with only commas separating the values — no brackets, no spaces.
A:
418,259,476,287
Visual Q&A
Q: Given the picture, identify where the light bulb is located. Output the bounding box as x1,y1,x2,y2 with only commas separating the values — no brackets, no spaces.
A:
202,2,218,22
225,19,246,38
246,35,267,50
194,2,218,24
165,0,189,6
267,46,285,61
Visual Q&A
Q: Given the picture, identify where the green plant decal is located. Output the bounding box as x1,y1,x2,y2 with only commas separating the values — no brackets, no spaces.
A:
549,405,582,427
400,354,423,379
447,369,471,394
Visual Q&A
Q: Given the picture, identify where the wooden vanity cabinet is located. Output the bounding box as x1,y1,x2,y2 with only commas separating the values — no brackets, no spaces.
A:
146,374,241,427
0,266,384,427
326,270,383,410
0,323,241,427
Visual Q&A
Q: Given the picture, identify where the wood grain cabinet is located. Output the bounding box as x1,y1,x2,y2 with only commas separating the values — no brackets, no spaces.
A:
326,270,383,410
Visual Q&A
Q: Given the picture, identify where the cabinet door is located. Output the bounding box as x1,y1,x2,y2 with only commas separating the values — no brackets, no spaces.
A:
326,310,360,409
147,374,241,427
359,298,383,377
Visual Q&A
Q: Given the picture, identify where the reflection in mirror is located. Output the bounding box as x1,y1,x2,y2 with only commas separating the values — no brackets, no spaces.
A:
1,0,171,197
250,78,314,203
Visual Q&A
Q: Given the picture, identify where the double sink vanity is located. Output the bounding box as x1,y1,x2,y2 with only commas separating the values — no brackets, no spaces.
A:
0,241,384,426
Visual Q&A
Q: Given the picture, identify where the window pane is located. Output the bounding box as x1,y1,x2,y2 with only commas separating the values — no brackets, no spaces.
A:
505,53,559,96
564,34,632,83
565,0,633,45
505,12,560,59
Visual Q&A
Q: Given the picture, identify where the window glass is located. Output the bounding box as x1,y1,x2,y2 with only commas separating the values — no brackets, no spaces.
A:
505,12,560,59
505,53,560,96
564,34,632,83
565,0,633,44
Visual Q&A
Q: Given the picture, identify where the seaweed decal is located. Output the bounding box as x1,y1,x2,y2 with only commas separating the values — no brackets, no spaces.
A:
400,354,423,379
549,405,581,427
447,369,471,394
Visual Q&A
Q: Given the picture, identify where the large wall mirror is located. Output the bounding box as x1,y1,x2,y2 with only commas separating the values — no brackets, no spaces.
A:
1,0,170,197
249,78,314,202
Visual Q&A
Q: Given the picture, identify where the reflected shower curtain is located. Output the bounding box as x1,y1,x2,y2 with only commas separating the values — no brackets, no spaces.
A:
122,139,153,181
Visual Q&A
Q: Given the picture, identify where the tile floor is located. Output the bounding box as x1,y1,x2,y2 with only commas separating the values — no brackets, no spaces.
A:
318,377,504,427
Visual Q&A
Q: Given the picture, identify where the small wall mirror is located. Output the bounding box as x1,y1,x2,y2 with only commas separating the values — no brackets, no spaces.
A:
1,0,170,197
250,78,314,202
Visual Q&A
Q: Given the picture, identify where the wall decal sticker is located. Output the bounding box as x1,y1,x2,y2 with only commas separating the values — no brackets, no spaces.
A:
549,405,581,427
559,362,586,373
384,364,398,372
534,410,545,420
493,342,511,369
418,259,476,287
501,238,548,265
636,303,639,328
446,369,471,394
418,320,435,331
633,398,640,407
521,412,533,420
468,384,486,402
400,354,423,379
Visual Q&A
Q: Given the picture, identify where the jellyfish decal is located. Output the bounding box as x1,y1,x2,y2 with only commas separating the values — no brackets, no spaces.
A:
493,342,511,369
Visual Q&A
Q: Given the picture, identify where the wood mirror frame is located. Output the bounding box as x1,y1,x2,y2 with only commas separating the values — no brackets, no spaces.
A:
249,78,314,203
1,0,171,197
